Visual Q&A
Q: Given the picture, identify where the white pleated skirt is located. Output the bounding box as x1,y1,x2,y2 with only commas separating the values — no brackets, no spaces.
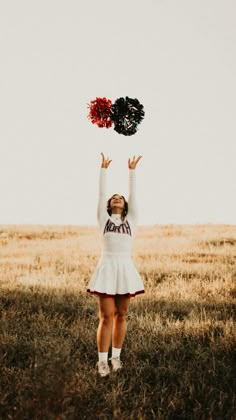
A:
87,253,144,297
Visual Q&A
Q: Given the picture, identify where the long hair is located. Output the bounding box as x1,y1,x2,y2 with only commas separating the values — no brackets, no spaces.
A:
107,194,128,221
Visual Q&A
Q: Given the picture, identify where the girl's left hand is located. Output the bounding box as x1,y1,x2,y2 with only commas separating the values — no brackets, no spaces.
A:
128,155,142,169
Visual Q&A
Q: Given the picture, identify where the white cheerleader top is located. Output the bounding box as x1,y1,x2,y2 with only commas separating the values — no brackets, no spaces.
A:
97,168,138,256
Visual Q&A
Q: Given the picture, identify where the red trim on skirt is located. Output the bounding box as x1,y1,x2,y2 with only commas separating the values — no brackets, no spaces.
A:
87,289,144,298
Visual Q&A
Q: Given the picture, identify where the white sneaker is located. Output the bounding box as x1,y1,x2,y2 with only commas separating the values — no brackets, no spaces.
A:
110,357,123,372
97,361,110,377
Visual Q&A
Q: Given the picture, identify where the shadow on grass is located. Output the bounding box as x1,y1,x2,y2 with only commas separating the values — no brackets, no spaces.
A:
0,288,235,419
131,296,236,321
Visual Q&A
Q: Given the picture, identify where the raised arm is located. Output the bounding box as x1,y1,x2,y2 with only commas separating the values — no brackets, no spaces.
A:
128,155,142,223
97,153,112,228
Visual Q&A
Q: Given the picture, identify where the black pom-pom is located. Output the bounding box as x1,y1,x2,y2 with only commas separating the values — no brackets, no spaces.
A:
110,97,145,136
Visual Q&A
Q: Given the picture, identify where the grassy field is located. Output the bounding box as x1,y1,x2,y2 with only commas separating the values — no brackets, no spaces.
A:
0,224,235,419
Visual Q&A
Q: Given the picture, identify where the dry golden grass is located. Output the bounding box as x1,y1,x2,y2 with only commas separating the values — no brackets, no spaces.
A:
0,224,235,419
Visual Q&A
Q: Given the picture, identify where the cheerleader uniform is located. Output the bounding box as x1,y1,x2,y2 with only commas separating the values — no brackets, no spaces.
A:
87,168,144,297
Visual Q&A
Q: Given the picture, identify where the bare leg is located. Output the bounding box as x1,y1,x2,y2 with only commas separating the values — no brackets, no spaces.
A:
112,295,130,349
97,296,116,352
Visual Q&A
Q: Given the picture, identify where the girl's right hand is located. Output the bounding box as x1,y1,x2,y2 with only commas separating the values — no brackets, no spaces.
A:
101,152,112,168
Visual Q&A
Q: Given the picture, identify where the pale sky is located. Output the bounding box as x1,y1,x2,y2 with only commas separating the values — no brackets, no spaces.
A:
0,0,235,225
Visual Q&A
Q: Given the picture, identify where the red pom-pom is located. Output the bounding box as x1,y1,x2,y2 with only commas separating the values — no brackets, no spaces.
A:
87,97,113,129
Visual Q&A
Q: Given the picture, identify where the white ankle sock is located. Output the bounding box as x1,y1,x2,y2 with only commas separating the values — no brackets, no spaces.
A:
112,347,121,359
98,352,108,363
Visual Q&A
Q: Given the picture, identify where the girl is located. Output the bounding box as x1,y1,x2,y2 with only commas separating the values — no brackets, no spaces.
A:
87,152,144,377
